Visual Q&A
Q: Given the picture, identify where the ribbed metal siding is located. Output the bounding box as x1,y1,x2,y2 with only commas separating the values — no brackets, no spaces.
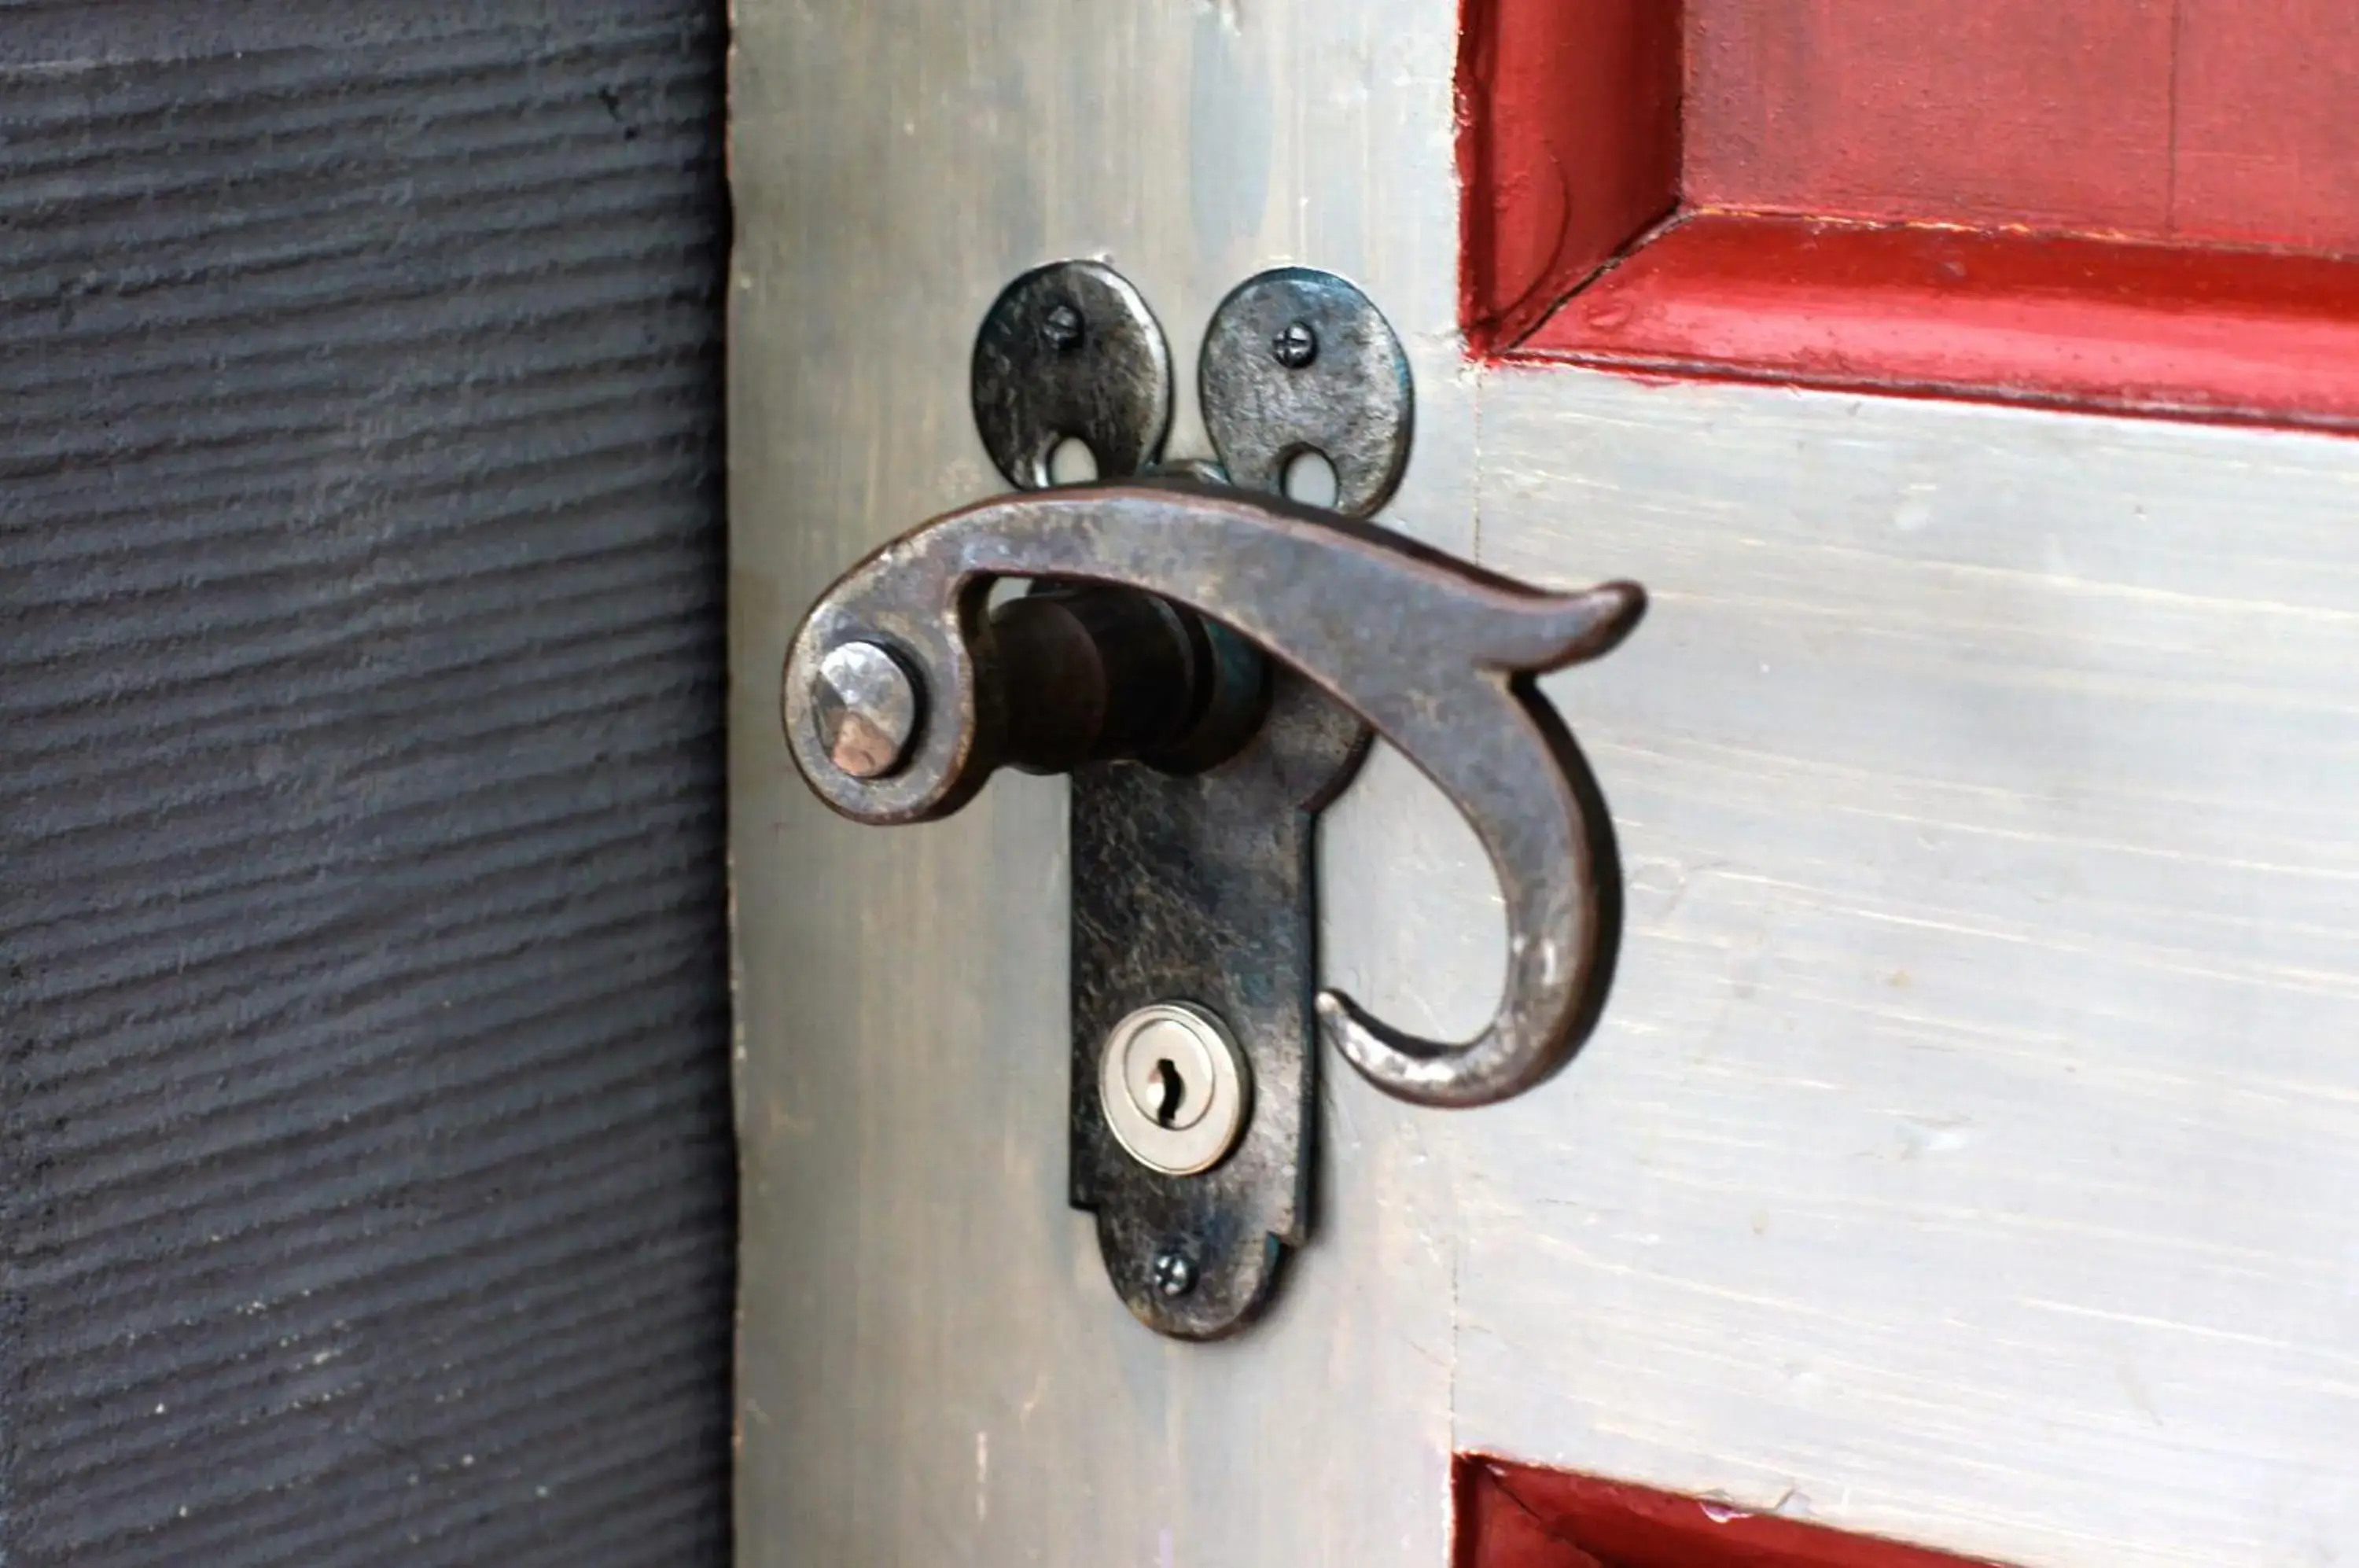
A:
0,6,732,1562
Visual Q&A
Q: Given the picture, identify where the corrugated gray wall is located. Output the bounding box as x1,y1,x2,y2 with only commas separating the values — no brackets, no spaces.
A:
0,4,733,1562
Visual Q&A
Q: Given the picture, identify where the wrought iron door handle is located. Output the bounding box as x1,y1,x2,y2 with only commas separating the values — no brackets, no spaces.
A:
778,263,1643,1338
784,475,1643,1107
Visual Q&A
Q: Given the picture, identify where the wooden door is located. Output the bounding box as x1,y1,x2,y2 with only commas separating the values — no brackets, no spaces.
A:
728,5,2359,1563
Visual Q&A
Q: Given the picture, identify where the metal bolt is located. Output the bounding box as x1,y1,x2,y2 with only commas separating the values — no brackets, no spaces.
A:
1151,1250,1197,1298
809,641,919,779
1272,320,1318,369
1041,300,1086,353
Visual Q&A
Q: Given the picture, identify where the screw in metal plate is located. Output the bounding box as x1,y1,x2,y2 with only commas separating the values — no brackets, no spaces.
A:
808,641,919,779
1151,1250,1197,1298
1041,300,1086,354
1271,320,1318,369
1202,267,1411,516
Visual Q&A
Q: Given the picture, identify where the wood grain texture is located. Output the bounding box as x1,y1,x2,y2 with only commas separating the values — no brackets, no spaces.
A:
733,2,2359,1565
1463,368,2359,1568
2,6,732,1562
728,1,1477,1562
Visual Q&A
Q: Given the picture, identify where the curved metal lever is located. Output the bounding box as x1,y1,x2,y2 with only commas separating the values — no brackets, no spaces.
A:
782,479,1645,1108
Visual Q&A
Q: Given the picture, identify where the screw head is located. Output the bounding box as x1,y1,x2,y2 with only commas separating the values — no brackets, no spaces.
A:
808,641,919,779
1041,300,1086,353
1151,1250,1197,1298
1272,320,1318,369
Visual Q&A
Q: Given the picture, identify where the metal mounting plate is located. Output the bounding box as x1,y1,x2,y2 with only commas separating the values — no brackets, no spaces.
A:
1068,669,1366,1338
971,260,1172,488
970,259,1388,1338
1200,267,1412,517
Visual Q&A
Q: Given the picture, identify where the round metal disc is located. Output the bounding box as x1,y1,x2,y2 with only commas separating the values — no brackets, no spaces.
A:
1198,267,1412,517
1097,1001,1250,1178
971,259,1173,490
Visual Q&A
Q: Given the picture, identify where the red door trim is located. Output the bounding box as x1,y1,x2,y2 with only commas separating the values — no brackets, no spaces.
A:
1452,0,1680,359
1456,1455,2018,1568
1508,209,2359,432
1457,0,2359,432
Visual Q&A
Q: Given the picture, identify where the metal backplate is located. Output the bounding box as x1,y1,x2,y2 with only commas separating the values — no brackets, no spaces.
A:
972,260,1173,488
1199,267,1412,517
1068,669,1367,1339
970,259,1389,1338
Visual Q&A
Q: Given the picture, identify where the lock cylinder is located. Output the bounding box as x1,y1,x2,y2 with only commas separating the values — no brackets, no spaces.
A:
1097,1002,1251,1177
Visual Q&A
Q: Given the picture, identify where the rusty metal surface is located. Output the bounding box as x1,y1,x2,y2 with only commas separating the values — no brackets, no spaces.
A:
779,479,1646,1108
1199,267,1413,517
984,585,1272,776
970,261,1172,487
967,259,1365,1336
4,7,733,1561
1068,667,1367,1336
780,259,1641,1342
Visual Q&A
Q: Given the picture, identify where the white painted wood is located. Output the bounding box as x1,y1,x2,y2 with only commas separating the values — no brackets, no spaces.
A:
731,3,2359,1565
1453,374,2359,1568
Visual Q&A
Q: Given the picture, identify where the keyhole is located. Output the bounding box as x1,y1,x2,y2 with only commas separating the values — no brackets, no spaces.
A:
1282,448,1338,508
1099,1003,1246,1176
1151,1058,1186,1127
1047,436,1099,486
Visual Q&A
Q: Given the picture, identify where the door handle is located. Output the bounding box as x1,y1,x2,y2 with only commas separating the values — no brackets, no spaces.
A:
776,263,1645,1336
783,478,1645,1107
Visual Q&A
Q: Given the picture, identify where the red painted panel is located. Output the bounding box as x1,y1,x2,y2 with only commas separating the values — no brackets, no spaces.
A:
1682,0,2359,255
1455,0,1680,355
1456,0,2359,425
2173,0,2359,252
1513,212,2359,429
1456,1455,2015,1568
1454,1459,1603,1568
1684,0,2177,234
